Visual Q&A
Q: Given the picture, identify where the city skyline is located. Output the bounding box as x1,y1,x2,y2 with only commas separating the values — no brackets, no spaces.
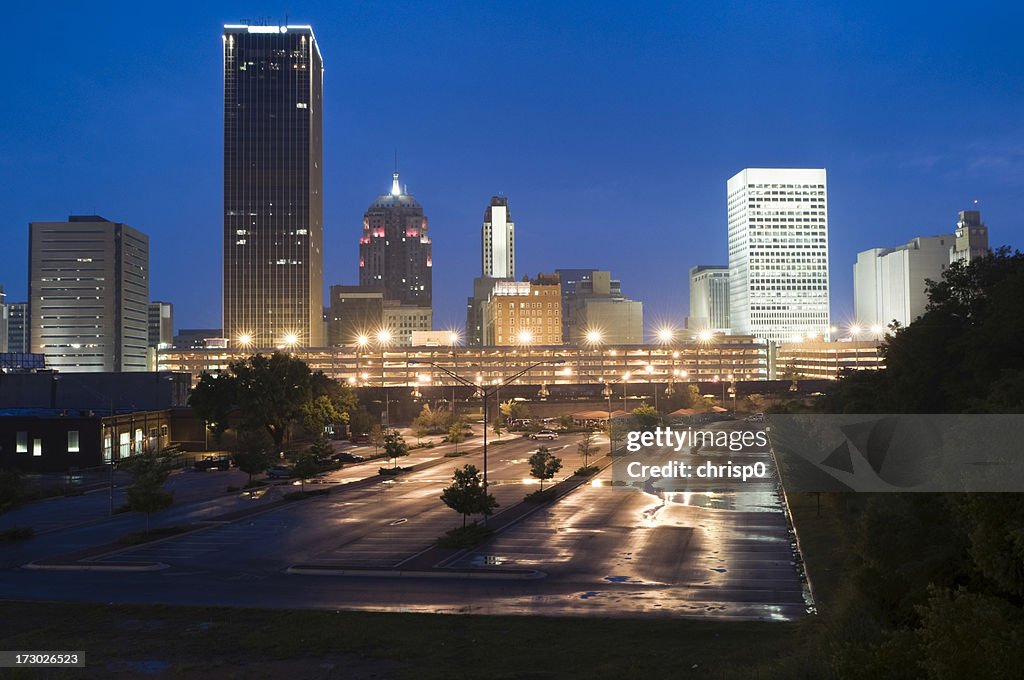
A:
1,2,1021,333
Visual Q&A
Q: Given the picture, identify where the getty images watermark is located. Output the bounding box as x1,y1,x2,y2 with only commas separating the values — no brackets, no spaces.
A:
623,426,771,484
614,415,1024,493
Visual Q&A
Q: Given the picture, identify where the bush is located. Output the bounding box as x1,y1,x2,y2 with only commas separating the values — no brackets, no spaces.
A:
443,451,467,458
436,523,494,548
574,466,601,477
378,466,412,476
0,526,33,541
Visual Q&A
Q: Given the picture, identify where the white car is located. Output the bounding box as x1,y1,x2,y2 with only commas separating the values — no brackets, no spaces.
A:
530,430,560,440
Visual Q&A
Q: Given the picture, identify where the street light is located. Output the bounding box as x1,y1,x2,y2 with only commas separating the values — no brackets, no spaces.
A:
657,327,676,399
585,329,604,384
238,333,253,352
376,329,393,428
447,330,461,419
695,330,713,386
355,334,370,385
407,357,565,497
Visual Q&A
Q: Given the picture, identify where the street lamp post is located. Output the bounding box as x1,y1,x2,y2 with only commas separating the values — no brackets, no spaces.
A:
585,330,604,385
408,357,564,495
602,382,614,453
376,330,392,430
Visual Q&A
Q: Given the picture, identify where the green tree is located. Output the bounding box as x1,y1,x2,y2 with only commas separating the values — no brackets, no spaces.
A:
577,430,595,467
500,400,530,423
383,431,409,469
411,403,442,442
308,438,334,465
122,450,175,533
291,453,320,493
446,421,465,447
231,352,314,451
368,424,385,455
234,447,271,486
631,404,660,430
188,372,236,445
302,394,342,439
529,446,562,491
440,464,498,528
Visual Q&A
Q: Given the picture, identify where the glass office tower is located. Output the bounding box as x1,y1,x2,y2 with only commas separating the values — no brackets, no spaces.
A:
223,24,324,348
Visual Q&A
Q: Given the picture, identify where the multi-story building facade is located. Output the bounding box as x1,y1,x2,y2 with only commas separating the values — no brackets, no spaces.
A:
854,235,953,329
687,265,730,333
159,336,769,387
148,302,174,350
29,216,149,372
358,172,433,309
482,196,515,278
5,303,28,355
563,271,643,345
382,301,432,347
0,285,6,354
482,275,562,346
466,276,507,346
223,24,324,349
326,285,385,346
728,168,830,342
950,209,989,264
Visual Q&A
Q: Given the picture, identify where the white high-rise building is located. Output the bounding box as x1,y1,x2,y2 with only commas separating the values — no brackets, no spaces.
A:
727,168,830,342
688,265,730,333
482,196,514,278
854,235,953,330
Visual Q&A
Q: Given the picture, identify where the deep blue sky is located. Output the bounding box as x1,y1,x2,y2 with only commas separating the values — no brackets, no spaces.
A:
2,1,1022,333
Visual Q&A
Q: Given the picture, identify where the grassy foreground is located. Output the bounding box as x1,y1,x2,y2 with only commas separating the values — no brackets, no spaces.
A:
0,601,798,679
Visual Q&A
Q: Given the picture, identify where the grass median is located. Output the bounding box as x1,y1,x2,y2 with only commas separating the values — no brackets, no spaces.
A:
0,600,798,679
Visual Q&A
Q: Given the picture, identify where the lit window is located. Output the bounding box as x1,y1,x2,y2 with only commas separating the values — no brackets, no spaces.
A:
33,439,42,457
16,432,28,453
68,430,80,453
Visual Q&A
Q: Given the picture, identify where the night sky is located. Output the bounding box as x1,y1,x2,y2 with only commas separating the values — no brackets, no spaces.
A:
2,1,1021,334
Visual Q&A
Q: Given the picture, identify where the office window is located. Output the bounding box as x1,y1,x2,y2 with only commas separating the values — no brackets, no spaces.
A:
16,432,28,453
33,438,42,457
68,430,80,453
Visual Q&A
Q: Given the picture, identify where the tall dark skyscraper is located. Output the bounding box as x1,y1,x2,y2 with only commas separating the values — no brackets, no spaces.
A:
223,24,324,348
358,172,433,308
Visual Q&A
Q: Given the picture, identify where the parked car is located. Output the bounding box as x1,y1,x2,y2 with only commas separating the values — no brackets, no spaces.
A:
194,454,232,471
350,433,371,445
530,430,560,440
332,452,366,464
265,465,292,480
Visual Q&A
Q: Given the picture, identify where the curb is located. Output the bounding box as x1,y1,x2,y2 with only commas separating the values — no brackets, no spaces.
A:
285,565,545,580
23,561,169,572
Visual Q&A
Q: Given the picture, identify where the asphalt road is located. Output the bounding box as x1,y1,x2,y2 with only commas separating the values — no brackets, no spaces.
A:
0,427,809,621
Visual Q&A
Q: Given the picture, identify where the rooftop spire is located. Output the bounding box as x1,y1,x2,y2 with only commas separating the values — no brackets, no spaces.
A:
391,149,401,196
